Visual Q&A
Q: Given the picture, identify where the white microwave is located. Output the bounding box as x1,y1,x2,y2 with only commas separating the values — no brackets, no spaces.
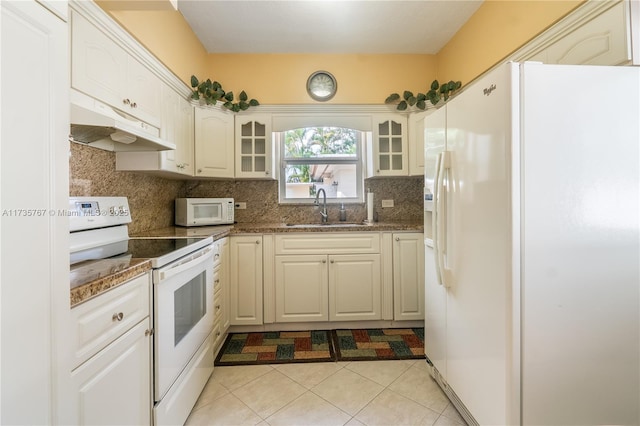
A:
175,198,235,226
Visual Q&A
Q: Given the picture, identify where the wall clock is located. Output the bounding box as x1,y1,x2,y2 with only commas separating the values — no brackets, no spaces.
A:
306,71,337,101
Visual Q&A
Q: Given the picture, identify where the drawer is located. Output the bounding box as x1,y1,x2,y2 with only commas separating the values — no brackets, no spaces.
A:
71,273,150,369
213,264,222,293
213,292,223,324
275,233,380,255
211,238,229,266
212,323,225,355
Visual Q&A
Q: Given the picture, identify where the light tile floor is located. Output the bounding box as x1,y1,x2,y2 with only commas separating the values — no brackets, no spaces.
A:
185,359,466,426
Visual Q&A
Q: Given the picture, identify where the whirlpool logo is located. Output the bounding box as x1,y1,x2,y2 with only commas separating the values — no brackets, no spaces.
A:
483,84,497,96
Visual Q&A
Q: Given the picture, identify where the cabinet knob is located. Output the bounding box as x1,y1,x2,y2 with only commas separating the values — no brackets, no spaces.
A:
395,237,400,241
215,279,220,283
216,304,221,310
330,259,334,264
216,331,221,337
265,171,269,175
197,169,202,173
145,329,154,337
256,240,260,244
322,259,326,264
122,98,130,105
131,102,137,108
112,312,124,322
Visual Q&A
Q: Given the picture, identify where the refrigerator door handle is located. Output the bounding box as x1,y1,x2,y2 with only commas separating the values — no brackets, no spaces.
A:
432,152,445,286
437,151,453,288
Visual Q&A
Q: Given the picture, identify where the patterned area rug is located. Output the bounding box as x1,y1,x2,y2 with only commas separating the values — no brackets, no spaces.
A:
215,330,334,366
332,328,425,361
215,328,425,366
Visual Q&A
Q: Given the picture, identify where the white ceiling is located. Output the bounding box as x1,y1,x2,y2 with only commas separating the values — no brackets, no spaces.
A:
177,1,483,54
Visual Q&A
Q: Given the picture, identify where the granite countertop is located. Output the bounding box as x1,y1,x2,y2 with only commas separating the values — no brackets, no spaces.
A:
130,221,423,237
70,258,152,308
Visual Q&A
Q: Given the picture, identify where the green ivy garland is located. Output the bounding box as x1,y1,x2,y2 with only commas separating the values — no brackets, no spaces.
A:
190,75,260,112
385,79,462,111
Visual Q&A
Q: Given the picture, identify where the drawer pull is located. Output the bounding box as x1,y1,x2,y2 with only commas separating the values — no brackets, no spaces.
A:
215,279,220,284
216,304,221,310
112,312,124,322
216,331,221,337
145,329,154,337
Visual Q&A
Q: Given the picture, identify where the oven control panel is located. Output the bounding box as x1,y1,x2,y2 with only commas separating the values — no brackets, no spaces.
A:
69,196,131,232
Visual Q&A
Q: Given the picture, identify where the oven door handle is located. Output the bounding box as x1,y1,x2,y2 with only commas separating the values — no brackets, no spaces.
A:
158,246,213,282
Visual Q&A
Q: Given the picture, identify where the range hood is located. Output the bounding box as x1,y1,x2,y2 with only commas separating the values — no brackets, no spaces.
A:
69,89,176,152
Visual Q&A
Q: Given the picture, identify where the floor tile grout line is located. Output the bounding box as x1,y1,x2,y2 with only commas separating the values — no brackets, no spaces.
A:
230,368,308,421
263,388,356,426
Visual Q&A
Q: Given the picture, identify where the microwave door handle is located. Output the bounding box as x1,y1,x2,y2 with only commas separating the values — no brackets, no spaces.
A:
158,246,213,282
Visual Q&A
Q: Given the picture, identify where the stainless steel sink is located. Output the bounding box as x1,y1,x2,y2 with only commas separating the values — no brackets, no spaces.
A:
283,222,370,228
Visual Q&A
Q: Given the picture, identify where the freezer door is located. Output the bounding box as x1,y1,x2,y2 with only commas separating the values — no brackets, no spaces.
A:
520,63,640,425
444,63,514,425
424,107,447,377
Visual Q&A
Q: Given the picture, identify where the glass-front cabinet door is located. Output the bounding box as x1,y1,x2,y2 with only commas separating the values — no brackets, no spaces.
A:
371,115,408,176
235,114,273,179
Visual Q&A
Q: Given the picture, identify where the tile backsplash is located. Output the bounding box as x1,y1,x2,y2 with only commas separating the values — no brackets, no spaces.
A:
69,143,183,234
184,178,423,224
70,143,423,233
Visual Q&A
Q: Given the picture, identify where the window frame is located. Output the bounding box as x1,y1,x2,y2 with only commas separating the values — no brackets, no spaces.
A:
276,129,366,205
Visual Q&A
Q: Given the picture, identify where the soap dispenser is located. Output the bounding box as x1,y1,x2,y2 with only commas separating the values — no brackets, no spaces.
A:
339,203,347,221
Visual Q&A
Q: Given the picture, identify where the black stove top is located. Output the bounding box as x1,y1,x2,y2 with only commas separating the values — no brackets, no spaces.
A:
124,238,207,259
125,237,213,268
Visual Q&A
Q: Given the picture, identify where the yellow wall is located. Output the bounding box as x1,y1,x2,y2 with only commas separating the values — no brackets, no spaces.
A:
96,0,583,104
205,54,437,104
437,0,583,85
96,1,209,85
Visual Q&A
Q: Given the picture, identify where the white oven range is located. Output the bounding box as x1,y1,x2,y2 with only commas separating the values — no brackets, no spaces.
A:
69,197,215,426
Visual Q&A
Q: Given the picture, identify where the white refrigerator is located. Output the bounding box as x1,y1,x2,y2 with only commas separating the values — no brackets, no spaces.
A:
424,62,639,425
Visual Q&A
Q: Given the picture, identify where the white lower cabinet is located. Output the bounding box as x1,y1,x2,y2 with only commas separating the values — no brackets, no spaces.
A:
275,255,329,322
71,320,151,425
392,233,425,321
273,233,382,323
230,235,263,325
232,231,424,327
329,254,381,321
212,237,230,355
70,273,152,425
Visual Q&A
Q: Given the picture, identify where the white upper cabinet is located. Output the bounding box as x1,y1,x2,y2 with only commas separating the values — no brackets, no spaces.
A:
408,110,431,176
71,10,161,127
369,114,408,177
194,107,235,178
235,114,274,179
157,86,193,175
116,86,194,176
518,1,636,66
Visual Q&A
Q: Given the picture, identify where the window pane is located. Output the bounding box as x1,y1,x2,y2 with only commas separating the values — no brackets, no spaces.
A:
241,139,252,154
284,127,357,159
284,163,357,199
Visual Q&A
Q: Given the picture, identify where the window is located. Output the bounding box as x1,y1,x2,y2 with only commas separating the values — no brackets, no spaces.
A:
278,127,365,204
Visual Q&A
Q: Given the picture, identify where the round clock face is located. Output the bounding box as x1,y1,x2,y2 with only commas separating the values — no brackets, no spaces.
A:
307,71,337,101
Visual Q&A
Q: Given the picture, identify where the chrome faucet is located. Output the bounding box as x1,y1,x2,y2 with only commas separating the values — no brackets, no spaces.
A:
314,188,328,223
